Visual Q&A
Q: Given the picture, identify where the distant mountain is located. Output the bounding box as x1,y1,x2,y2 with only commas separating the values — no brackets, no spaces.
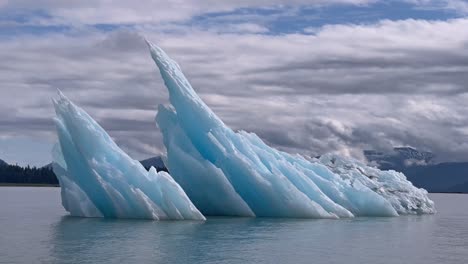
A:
446,181,468,193
364,147,468,193
403,162,468,193
0,159,7,167
140,156,166,170
42,163,53,169
364,147,434,170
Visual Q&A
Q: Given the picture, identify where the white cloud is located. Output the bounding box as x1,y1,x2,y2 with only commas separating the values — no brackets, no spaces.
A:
1,0,377,26
445,0,468,13
219,23,269,34
1,15,468,165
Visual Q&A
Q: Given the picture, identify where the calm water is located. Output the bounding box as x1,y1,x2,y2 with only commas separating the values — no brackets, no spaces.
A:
0,187,467,264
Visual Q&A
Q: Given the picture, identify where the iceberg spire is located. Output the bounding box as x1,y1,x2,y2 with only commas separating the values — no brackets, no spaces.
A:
148,41,435,218
52,90,205,220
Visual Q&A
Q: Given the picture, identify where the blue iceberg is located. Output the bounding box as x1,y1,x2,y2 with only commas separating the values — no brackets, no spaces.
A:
51,40,435,220
148,40,435,218
52,91,205,220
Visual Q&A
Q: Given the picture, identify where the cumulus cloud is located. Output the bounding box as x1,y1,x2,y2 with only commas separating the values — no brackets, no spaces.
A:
0,2,467,166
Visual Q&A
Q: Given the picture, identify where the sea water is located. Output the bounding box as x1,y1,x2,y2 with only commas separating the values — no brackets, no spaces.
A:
0,187,467,264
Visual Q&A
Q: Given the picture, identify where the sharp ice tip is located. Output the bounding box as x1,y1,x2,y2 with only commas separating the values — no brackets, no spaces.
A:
56,88,67,99
143,37,151,48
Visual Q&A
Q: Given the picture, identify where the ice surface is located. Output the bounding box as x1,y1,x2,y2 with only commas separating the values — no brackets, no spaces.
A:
52,91,205,220
148,40,436,218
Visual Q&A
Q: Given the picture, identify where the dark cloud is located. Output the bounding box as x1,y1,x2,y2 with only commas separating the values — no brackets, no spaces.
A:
1,18,468,166
0,117,55,132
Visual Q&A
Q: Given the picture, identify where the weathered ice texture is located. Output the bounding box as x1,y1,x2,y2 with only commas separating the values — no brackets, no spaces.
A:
52,91,205,220
149,40,435,218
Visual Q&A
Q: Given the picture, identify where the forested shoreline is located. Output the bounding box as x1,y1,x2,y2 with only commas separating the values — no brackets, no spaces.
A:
0,164,58,185
0,159,168,186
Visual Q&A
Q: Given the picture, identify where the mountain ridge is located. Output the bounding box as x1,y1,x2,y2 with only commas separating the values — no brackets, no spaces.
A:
364,147,468,193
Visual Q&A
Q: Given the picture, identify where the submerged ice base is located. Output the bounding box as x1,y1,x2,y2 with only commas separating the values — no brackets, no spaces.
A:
148,41,435,218
52,92,205,220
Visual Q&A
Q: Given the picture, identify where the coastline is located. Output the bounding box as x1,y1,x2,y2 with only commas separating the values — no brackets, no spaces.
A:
0,183,59,187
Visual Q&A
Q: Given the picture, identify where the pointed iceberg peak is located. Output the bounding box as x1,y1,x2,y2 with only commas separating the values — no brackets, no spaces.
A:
52,89,68,110
145,39,163,58
150,42,435,218
56,88,67,100
147,39,225,135
146,40,182,76
52,91,205,220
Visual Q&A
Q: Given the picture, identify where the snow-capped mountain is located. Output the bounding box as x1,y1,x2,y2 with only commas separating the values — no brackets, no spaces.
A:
364,147,434,169
364,147,468,193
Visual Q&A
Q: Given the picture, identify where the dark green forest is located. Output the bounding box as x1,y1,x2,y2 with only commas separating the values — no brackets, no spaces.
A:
0,164,58,185
0,159,168,185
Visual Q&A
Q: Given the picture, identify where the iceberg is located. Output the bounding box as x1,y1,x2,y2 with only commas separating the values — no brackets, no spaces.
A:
51,40,435,220
148,40,436,218
52,91,205,220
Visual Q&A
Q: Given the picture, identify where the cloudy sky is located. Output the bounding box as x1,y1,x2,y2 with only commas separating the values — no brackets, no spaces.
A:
1,0,468,166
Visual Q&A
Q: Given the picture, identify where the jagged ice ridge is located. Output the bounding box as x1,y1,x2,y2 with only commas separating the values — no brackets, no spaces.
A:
52,40,435,220
149,40,435,218
52,92,205,220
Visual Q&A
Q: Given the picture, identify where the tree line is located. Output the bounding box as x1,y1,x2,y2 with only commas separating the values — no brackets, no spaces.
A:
0,163,168,185
0,164,58,185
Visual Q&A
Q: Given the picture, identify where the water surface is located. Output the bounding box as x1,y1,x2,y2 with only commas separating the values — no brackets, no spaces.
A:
1,187,467,264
